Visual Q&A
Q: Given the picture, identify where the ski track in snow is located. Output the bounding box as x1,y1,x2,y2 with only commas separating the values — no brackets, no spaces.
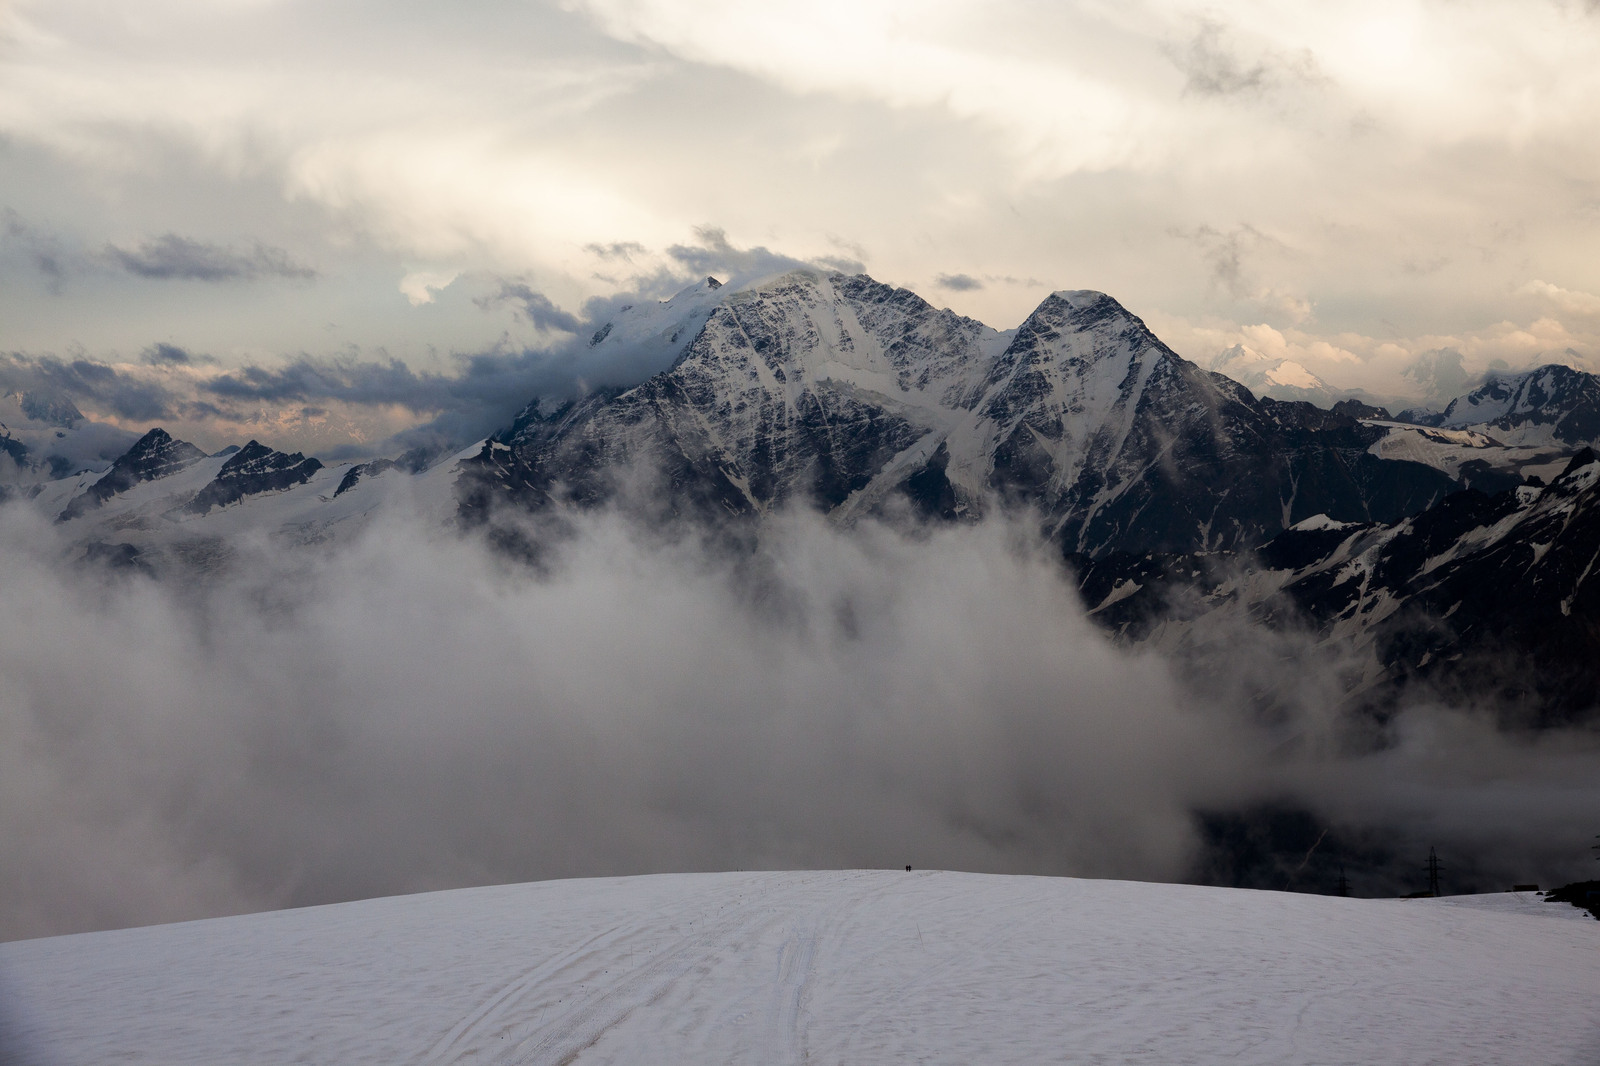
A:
4,871,1600,1065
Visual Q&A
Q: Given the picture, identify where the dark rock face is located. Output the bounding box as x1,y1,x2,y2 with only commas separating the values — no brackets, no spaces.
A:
333,458,398,497
1072,453,1600,723
459,271,1459,558
1358,454,1600,723
59,428,206,520
185,440,322,514
977,291,1454,554
0,430,28,468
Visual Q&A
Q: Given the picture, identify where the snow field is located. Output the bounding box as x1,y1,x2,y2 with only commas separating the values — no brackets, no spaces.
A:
3,870,1598,1065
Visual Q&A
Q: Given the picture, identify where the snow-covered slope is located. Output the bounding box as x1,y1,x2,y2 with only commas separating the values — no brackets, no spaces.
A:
1359,419,1551,492
2,871,1595,1066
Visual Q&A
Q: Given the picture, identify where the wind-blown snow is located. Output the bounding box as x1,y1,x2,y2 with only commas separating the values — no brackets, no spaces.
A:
2,872,1596,1065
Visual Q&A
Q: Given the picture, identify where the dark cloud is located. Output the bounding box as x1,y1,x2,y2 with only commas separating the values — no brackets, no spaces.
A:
105,234,316,282
814,255,866,274
204,357,433,406
141,343,215,367
0,353,178,422
476,282,584,333
935,273,984,292
585,241,647,261
666,226,809,281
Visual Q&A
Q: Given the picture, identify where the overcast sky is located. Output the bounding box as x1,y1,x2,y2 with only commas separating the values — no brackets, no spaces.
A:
4,0,1600,447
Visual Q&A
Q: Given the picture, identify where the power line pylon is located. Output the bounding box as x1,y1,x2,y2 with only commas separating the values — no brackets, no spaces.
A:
1425,847,1443,897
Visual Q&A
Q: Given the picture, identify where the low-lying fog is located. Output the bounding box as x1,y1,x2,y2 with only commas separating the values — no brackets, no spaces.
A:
2,493,1597,940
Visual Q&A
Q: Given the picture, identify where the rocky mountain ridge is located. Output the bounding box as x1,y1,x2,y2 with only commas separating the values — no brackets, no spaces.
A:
17,269,1600,720
458,271,1470,558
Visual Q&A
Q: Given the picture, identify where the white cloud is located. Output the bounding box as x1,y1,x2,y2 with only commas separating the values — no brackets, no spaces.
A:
1521,279,1600,318
398,269,459,307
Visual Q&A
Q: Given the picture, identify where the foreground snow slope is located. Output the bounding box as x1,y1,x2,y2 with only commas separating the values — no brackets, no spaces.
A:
3,871,1596,1065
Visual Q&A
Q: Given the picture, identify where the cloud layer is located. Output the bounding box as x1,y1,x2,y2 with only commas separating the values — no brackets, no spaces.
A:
1,494,1597,940
3,0,1600,405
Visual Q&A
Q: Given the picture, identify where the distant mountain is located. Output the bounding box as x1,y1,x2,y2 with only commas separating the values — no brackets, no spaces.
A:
0,389,139,484
459,270,1460,558
37,430,464,574
1427,364,1600,446
1206,344,1343,405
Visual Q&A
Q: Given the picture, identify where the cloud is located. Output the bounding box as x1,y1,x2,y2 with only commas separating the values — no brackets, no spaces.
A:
2,490,1597,940
476,282,585,333
1172,223,1272,300
0,353,178,423
585,241,648,261
398,270,459,307
665,226,809,281
5,0,1600,372
2,211,74,291
105,235,316,282
1169,17,1321,99
140,343,213,367
935,273,983,292
1174,19,1269,97
1401,347,1472,405
1521,279,1600,317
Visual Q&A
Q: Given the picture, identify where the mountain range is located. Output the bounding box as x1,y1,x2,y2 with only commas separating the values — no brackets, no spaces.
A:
15,269,1600,719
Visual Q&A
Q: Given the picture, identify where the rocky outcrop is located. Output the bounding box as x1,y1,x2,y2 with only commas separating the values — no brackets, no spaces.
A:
58,428,206,520
185,440,322,514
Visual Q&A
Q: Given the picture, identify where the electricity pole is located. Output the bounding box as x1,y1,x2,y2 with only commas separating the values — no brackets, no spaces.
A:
1425,847,1443,897
1336,865,1350,898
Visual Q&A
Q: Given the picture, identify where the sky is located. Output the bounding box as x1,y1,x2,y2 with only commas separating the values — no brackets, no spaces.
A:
5,0,1600,451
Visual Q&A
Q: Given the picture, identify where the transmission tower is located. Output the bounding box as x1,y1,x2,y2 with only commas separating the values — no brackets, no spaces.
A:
1336,864,1350,898
1425,847,1443,897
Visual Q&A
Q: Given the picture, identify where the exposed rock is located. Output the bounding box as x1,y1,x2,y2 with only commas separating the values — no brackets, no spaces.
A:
185,440,322,514
459,270,1458,557
58,428,206,521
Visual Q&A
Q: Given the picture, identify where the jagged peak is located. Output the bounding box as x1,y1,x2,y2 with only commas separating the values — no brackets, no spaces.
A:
1025,289,1148,332
1048,289,1121,312
126,426,177,452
